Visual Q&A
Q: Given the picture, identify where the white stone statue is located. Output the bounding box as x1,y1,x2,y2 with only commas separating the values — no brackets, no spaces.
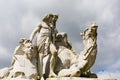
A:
43,32,77,79
0,13,99,80
58,23,98,78
0,67,11,79
55,32,78,71
0,39,38,79
29,14,59,79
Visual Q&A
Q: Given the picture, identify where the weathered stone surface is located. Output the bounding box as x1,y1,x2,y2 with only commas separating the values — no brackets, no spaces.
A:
46,77,117,80
3,78,33,80
0,14,112,80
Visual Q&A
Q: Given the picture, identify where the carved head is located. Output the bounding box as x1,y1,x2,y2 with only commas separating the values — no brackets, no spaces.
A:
56,32,71,49
18,38,36,59
90,23,98,38
42,13,58,26
80,23,98,39
56,32,67,43
56,33,63,42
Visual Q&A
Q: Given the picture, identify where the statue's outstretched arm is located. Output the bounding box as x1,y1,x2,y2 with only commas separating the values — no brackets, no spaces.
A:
29,24,41,42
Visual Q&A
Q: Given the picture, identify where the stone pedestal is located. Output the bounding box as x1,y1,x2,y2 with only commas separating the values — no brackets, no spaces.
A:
2,79,31,80
46,77,117,80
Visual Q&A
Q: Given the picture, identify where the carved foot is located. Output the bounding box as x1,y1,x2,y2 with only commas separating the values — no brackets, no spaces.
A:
81,71,97,78
49,72,57,78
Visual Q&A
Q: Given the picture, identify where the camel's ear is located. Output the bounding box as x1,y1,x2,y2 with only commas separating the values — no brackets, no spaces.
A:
25,39,31,43
19,39,25,44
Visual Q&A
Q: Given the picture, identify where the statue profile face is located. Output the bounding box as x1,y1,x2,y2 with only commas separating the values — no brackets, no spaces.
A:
42,14,58,26
52,15,58,23
49,14,58,27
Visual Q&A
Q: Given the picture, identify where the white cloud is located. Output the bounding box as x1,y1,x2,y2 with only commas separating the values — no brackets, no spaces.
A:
0,46,11,68
0,46,10,58
97,71,120,79
20,12,39,34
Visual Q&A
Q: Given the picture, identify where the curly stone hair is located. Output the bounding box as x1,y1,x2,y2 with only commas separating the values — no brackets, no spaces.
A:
42,13,58,24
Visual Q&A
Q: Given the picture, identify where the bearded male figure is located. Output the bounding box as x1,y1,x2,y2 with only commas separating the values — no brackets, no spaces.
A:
29,14,58,79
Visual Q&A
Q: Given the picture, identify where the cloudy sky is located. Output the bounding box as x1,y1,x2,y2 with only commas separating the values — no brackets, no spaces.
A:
0,0,120,79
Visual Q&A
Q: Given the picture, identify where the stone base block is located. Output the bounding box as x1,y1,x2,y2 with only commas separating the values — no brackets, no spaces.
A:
1,78,34,80
46,77,117,80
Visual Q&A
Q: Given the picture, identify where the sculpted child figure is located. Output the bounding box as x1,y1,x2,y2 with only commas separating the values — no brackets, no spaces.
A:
29,14,58,79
